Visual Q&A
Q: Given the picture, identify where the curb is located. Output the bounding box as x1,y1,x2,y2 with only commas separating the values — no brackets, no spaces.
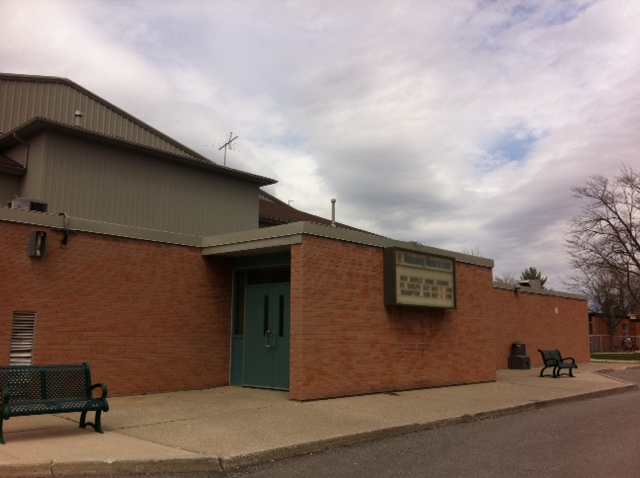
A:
53,457,222,477
220,383,637,472
0,457,222,478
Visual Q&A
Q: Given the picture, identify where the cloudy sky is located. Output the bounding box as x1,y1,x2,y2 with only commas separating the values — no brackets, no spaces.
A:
2,0,638,289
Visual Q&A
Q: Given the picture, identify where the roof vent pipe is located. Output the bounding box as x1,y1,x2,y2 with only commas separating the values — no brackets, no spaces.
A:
331,198,336,227
74,110,84,127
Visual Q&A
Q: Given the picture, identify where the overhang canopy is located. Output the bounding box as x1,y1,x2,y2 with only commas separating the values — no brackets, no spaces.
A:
0,153,25,175
202,221,496,268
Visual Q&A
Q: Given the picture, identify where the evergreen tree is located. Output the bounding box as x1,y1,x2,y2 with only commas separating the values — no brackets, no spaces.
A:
520,267,547,289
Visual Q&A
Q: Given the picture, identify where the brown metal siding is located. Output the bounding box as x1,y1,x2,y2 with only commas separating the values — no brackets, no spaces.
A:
17,135,46,200
23,132,257,236
1,78,202,161
0,175,20,205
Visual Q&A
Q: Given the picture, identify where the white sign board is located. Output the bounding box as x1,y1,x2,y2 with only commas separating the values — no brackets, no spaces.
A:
384,249,456,308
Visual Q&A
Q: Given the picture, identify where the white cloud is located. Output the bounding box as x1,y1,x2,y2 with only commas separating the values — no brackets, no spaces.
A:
1,0,638,290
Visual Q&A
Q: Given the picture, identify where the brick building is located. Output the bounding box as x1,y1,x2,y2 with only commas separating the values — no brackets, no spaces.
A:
589,311,639,353
1,74,590,400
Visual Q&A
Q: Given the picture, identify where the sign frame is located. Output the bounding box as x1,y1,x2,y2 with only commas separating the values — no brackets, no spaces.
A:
384,248,456,309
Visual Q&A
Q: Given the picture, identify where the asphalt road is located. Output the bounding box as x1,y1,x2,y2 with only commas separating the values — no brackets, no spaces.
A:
225,369,640,478
77,369,640,478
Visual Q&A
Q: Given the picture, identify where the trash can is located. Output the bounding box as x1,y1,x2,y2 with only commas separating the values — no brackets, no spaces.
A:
508,341,531,369
511,341,527,356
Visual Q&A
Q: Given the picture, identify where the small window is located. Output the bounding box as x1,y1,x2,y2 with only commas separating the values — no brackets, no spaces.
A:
10,312,36,366
247,267,290,285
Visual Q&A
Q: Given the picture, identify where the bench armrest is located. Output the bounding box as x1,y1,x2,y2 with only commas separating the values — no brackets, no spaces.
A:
0,387,9,405
561,357,576,365
89,383,108,399
1,387,10,420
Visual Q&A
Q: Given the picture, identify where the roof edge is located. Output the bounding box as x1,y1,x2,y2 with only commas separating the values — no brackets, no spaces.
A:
493,282,588,301
201,221,495,268
0,206,203,247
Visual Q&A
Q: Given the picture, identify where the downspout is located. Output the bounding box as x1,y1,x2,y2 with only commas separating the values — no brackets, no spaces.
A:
59,212,69,245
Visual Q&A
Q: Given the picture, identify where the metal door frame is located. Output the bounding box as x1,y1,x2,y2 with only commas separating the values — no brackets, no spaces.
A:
229,253,291,390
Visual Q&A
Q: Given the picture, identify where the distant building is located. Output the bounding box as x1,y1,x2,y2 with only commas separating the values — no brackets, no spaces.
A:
589,311,639,353
1,73,589,400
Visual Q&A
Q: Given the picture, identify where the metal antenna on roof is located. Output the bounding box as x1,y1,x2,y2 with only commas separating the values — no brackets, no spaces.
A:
218,132,238,166
205,132,242,166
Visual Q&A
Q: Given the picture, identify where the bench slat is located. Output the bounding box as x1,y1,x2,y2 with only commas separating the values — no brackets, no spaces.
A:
7,399,106,416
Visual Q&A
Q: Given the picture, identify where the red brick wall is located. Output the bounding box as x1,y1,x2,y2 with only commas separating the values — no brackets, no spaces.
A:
289,236,497,400
490,288,590,368
289,236,590,400
0,220,232,396
2,219,591,401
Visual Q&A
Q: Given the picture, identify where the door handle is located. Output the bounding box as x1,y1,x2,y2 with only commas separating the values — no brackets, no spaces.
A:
270,330,277,348
264,331,272,348
264,331,277,348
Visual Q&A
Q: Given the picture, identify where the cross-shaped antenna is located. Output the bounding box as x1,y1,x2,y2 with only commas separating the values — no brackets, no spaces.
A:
218,132,238,166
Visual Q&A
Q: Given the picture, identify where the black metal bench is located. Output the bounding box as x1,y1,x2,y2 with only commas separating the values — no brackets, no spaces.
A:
538,349,578,378
0,363,108,444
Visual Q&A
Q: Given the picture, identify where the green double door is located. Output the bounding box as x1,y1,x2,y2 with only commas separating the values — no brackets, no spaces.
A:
243,283,290,390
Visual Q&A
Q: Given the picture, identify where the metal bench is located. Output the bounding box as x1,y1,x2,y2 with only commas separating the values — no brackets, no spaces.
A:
0,363,108,444
538,349,578,378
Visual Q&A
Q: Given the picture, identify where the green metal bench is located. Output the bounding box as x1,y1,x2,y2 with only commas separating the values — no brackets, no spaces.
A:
538,349,578,378
0,363,108,444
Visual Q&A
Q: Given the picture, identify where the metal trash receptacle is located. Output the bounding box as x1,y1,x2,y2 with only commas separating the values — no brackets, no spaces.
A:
508,341,531,369
511,341,527,356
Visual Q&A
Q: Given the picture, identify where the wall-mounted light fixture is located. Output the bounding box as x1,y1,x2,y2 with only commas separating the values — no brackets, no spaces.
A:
27,231,47,258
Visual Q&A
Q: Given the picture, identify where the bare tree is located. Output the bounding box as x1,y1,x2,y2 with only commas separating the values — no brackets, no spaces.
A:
566,165,640,306
462,245,482,257
564,267,635,349
494,272,518,286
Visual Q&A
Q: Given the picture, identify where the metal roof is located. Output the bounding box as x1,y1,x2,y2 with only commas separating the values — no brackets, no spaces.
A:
0,117,276,186
1,73,214,164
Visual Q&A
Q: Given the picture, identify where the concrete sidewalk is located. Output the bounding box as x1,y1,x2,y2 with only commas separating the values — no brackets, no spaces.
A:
1,362,637,477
